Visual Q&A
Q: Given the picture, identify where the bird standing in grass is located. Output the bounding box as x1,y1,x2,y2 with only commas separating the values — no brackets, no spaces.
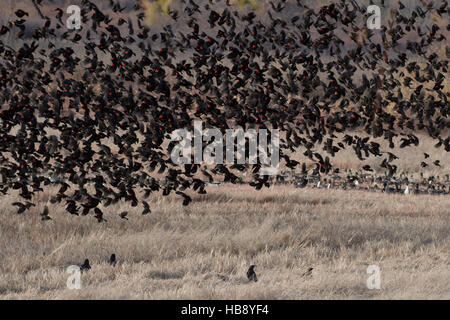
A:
40,205,51,221
302,267,313,277
109,254,116,266
247,265,258,282
80,259,91,272
141,201,151,215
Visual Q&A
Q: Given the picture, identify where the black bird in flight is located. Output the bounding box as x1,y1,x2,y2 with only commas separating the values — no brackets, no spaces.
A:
94,208,107,223
11,201,35,214
176,191,192,206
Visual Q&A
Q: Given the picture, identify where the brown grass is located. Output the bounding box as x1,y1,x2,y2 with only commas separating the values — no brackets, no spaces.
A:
0,185,449,299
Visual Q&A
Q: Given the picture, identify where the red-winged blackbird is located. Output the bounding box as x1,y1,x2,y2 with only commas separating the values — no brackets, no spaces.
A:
15,10,29,18
175,191,192,206
12,202,35,214
94,208,107,222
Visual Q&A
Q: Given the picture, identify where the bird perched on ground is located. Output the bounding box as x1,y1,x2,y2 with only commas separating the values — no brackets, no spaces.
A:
80,259,91,272
109,253,116,266
40,205,51,220
119,211,128,220
302,267,314,277
247,265,258,282
141,201,151,215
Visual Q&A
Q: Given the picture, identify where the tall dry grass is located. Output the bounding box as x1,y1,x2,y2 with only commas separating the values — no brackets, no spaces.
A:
0,185,448,299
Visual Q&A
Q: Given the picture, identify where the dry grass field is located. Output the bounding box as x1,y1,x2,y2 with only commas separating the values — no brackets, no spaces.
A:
0,185,449,299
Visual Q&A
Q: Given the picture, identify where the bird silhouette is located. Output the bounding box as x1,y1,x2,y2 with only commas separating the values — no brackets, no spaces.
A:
80,259,91,272
109,254,116,266
302,267,314,277
119,211,128,220
141,201,151,215
247,265,258,282
40,205,51,221
11,202,35,214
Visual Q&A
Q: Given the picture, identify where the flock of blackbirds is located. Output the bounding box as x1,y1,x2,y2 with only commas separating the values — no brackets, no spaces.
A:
0,0,448,224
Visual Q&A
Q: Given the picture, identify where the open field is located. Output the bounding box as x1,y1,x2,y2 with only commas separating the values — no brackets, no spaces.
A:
0,185,449,299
